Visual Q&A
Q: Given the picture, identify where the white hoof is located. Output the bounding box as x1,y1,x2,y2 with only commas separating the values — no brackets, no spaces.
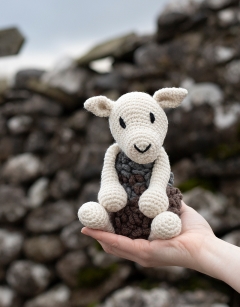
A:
149,211,181,241
78,202,114,233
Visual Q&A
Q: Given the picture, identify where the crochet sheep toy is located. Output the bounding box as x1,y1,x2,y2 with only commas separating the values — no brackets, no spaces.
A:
78,88,188,240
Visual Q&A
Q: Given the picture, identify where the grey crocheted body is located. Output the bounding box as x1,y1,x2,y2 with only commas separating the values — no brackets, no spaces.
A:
110,151,182,240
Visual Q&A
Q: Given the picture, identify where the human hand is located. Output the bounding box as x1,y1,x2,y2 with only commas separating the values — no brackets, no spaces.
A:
82,201,240,292
81,202,214,268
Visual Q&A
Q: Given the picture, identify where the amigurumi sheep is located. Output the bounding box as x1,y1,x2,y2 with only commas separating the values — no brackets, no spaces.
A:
78,88,188,240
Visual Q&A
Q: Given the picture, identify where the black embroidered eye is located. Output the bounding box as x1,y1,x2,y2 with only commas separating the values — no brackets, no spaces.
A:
119,117,126,129
150,112,155,123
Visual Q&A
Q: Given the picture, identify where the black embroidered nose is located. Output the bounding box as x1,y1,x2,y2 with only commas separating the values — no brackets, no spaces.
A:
134,144,151,154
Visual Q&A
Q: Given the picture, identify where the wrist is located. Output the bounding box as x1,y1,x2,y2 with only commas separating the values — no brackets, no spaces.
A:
197,236,240,292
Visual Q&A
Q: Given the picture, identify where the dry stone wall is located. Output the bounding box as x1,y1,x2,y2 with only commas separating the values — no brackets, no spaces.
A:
1,0,240,306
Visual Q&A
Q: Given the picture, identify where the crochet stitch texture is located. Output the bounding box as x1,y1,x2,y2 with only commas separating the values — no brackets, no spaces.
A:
78,88,188,240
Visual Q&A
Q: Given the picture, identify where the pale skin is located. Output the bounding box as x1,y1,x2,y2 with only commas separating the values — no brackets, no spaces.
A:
81,201,240,293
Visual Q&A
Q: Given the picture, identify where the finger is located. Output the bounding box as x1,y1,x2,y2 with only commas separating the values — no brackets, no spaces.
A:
82,227,151,261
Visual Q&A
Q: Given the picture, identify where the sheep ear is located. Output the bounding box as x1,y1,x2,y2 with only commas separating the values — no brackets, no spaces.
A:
84,96,114,117
153,87,188,108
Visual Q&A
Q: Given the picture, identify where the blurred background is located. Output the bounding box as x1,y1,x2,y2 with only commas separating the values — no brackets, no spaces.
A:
0,0,240,306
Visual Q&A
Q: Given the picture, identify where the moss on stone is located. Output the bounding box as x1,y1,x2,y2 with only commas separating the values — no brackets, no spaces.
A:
139,278,160,290
207,142,240,160
178,178,216,192
77,263,118,288
94,240,103,251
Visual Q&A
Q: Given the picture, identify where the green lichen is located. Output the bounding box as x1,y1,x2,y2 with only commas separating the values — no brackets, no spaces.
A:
178,178,216,193
87,303,98,307
77,263,118,288
139,279,160,290
94,241,103,251
207,142,240,160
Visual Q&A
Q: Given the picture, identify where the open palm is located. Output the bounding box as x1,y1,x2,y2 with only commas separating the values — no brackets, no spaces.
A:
81,202,215,270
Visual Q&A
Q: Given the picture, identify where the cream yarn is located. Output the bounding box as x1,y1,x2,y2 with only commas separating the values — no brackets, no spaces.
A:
78,88,188,240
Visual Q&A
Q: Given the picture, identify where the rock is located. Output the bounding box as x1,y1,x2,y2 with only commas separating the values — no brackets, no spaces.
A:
26,201,76,233
7,260,52,297
41,58,91,96
0,78,8,102
25,130,49,153
50,170,80,199
60,221,94,250
0,185,27,223
203,45,235,64
87,117,113,144
0,229,24,265
24,235,64,263
218,8,240,27
2,153,42,184
71,264,131,307
98,286,171,307
77,33,140,65
0,286,20,307
175,289,229,306
24,284,70,307
88,71,125,92
78,181,100,206
27,178,49,208
0,27,25,57
183,187,226,231
136,265,189,282
66,110,89,132
56,251,88,287
181,82,223,110
222,230,240,246
7,115,33,134
206,0,238,10
225,60,240,84
214,103,240,130
88,244,121,268
75,145,107,180
171,159,196,186
1,95,62,117
25,79,80,109
14,69,45,89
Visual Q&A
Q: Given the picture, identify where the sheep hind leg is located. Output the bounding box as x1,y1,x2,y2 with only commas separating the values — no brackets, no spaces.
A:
78,202,114,233
148,211,181,241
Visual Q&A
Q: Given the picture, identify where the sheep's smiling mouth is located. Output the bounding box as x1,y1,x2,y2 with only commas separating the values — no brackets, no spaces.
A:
134,144,151,154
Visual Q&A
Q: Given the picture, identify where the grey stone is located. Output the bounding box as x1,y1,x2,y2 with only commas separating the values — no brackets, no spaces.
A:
26,201,76,233
2,153,42,184
0,286,20,307
24,235,65,263
0,95,60,118
75,144,108,180
88,244,121,267
87,117,113,144
181,82,223,110
50,170,80,199
14,69,45,89
24,284,70,307
27,178,49,208
99,286,171,307
0,229,24,265
71,264,131,307
225,60,240,84
218,8,240,27
25,131,49,153
77,33,139,65
66,109,89,131
206,0,238,10
56,251,88,287
7,260,52,296
60,221,94,250
0,185,27,223
41,58,91,96
183,187,227,231
172,159,196,186
203,45,235,64
0,27,24,57
7,115,33,134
